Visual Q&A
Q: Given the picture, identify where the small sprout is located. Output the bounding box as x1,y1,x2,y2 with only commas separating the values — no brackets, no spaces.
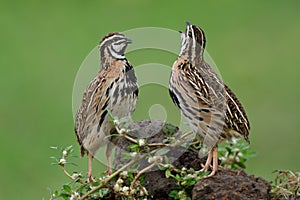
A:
147,157,154,163
98,174,109,181
218,138,255,170
130,152,137,157
139,190,145,196
141,186,148,196
147,156,162,163
117,178,124,184
155,156,163,163
138,139,146,147
99,188,109,198
113,183,121,192
70,192,80,200
231,137,238,144
122,186,130,196
187,174,196,178
113,119,119,126
71,173,81,180
59,158,66,165
50,194,55,200
62,150,68,157
130,188,136,195
120,171,128,178
119,128,127,134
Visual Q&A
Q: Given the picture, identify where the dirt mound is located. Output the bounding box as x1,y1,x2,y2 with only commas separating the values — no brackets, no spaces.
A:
112,120,271,199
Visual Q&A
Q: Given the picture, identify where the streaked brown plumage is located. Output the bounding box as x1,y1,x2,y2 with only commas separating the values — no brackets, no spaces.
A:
169,22,250,177
75,32,138,180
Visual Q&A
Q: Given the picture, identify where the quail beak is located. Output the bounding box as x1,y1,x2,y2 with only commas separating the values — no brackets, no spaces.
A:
125,38,132,44
185,21,191,26
179,30,185,38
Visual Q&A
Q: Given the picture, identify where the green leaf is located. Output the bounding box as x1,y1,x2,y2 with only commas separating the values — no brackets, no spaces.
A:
188,168,195,174
62,185,72,194
58,192,70,200
246,151,257,158
225,146,232,153
107,109,114,119
165,169,172,178
127,144,139,152
64,145,73,152
236,162,246,169
99,188,109,198
127,144,139,149
175,174,183,181
162,124,176,135
164,155,169,164
169,190,179,199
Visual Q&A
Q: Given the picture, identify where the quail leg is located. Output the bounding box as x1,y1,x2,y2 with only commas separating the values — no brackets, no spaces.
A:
203,146,218,178
200,149,213,172
88,153,96,182
105,142,114,175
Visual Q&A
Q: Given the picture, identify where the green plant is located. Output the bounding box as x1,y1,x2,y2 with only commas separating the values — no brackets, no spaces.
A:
166,167,208,200
48,115,256,199
48,116,174,199
49,145,111,200
218,138,256,169
271,170,300,199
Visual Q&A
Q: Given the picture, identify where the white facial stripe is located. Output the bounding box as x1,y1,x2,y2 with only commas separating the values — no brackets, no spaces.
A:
197,27,204,56
112,40,126,53
179,32,187,56
99,34,124,49
108,46,125,59
190,25,196,60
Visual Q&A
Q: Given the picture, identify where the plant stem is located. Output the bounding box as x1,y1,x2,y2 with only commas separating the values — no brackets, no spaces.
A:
130,162,156,190
115,126,137,143
60,165,73,179
180,131,193,139
80,146,161,199
148,143,167,147
80,155,140,200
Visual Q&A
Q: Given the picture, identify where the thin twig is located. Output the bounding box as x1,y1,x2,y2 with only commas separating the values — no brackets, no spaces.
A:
115,126,137,143
80,124,195,199
60,165,73,179
180,131,193,139
123,134,137,144
130,162,156,190
80,146,162,199
80,156,139,200
189,140,201,146
148,143,167,147
60,165,85,184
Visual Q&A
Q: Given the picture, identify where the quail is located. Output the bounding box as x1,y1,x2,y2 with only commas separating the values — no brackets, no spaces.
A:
75,32,138,180
169,22,250,177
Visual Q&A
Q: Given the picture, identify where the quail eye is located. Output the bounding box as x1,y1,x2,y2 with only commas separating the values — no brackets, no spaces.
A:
188,31,192,37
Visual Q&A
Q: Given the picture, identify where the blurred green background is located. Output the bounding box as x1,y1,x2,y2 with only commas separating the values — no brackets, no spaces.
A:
1,0,300,199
